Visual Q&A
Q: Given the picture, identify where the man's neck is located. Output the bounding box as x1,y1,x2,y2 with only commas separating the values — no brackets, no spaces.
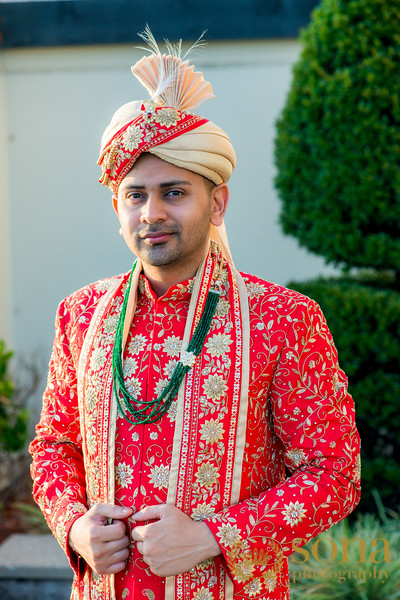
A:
142,264,199,298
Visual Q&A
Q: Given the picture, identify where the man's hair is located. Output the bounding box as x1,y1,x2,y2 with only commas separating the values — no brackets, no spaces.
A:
202,176,215,195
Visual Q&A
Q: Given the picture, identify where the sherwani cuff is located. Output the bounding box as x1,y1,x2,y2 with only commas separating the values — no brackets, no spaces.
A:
63,510,88,577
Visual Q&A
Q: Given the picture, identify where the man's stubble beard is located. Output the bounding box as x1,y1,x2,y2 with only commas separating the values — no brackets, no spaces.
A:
139,242,183,267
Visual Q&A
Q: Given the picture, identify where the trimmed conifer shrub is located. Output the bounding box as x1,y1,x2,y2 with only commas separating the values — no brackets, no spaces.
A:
274,0,400,512
275,0,400,274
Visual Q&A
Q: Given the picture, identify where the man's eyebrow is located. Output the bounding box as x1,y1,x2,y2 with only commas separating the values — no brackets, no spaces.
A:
121,179,192,191
159,180,192,188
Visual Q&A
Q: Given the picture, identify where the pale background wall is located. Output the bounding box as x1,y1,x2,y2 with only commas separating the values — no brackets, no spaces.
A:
0,40,336,414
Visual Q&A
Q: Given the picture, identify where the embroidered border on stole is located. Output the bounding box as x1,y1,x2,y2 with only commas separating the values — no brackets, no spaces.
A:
225,268,250,600
77,276,124,600
229,268,250,505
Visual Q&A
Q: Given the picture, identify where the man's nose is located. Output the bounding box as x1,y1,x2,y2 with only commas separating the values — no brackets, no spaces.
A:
140,195,167,224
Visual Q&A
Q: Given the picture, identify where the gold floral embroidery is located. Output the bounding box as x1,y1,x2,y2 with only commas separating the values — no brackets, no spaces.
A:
154,107,179,128
244,578,262,597
167,400,178,421
87,429,97,455
90,346,107,370
193,587,214,600
214,298,230,317
154,378,168,396
195,461,219,488
126,377,141,397
85,387,97,412
202,374,228,400
162,335,182,357
148,464,170,489
199,419,224,445
354,453,361,482
121,124,143,151
116,462,134,488
191,503,216,521
217,523,242,547
205,333,233,357
123,357,138,377
127,333,147,354
265,570,278,592
163,359,178,377
245,281,267,299
232,557,255,583
102,313,119,335
282,501,307,526
285,448,307,467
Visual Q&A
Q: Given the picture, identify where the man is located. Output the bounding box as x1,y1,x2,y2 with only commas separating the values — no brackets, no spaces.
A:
30,30,360,600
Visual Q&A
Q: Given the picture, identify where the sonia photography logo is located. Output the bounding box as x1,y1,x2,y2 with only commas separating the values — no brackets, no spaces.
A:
289,536,393,584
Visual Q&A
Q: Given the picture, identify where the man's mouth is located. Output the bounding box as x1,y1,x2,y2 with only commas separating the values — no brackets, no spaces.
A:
140,230,176,245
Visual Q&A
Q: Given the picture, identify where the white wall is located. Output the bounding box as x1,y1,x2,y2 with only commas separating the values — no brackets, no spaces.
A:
0,54,13,350
0,40,336,410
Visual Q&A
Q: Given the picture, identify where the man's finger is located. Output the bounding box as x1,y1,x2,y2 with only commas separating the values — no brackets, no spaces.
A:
132,504,166,522
91,503,133,522
97,522,129,543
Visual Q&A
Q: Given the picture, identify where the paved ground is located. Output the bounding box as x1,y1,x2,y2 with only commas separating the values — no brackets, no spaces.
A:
0,534,73,600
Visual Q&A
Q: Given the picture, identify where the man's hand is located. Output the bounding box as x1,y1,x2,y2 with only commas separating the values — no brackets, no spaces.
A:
68,503,133,574
131,504,221,577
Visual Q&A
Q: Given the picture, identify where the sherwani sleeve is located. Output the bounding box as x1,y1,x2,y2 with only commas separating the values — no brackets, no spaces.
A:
29,299,88,574
205,297,361,593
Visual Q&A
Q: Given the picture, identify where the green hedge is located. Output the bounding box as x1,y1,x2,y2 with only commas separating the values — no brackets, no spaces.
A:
287,276,400,513
275,0,400,272
0,341,28,453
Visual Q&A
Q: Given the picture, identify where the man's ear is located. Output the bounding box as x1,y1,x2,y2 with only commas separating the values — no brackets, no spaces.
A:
210,183,229,227
112,195,119,216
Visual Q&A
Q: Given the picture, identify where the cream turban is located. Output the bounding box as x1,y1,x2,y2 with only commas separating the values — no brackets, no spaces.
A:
98,101,235,191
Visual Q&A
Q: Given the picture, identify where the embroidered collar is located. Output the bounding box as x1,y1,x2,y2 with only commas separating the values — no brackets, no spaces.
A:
138,274,194,303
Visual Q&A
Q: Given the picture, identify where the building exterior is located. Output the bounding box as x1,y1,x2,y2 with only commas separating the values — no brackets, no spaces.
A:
0,0,331,415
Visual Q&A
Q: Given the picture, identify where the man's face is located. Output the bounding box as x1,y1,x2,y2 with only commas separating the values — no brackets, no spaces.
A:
113,154,225,277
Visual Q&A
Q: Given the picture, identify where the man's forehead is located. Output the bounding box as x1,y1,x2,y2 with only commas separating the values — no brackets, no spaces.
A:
119,154,203,190
120,177,193,191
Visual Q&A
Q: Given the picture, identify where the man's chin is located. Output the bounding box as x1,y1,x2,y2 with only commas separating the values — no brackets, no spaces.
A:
138,248,180,267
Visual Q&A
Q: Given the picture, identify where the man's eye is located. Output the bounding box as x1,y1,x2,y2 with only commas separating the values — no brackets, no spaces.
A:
166,189,182,197
127,192,144,200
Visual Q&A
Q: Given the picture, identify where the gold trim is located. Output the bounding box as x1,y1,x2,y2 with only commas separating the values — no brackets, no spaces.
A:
230,268,250,505
108,391,118,600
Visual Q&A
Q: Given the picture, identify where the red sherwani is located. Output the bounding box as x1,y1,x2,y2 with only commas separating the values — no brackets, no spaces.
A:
30,248,360,600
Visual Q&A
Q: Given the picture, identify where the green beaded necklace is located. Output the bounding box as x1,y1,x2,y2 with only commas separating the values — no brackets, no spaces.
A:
112,260,222,425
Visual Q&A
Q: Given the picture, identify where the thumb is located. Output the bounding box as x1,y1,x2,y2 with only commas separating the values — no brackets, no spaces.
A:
90,503,133,522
